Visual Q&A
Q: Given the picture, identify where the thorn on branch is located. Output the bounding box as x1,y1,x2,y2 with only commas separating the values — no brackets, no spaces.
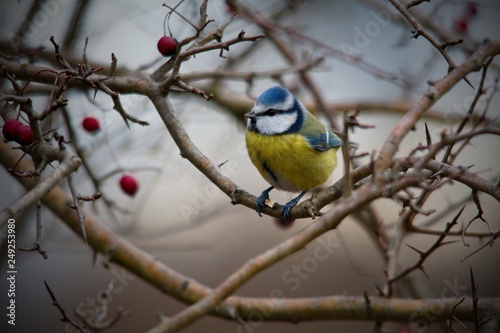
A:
406,243,425,256
410,30,421,39
418,265,430,280
406,0,430,9
470,266,481,332
424,123,432,147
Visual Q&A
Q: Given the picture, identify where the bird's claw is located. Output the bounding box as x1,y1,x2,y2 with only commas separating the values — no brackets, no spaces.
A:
256,192,270,217
256,186,274,217
281,191,306,223
281,200,297,223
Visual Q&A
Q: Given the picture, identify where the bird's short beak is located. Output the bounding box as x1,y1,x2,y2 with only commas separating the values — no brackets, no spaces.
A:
245,111,256,120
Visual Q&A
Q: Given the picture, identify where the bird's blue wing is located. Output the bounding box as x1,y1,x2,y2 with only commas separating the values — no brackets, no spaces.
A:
305,128,342,152
301,113,342,152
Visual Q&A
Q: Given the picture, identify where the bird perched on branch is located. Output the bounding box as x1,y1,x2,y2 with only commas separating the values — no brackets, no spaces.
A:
245,86,342,221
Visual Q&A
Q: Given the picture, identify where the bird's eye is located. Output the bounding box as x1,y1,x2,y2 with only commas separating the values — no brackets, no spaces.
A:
265,109,278,117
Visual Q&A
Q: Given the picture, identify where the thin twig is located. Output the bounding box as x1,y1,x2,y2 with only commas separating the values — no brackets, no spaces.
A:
388,0,471,87
386,206,463,291
67,174,87,245
44,281,90,333
462,230,500,262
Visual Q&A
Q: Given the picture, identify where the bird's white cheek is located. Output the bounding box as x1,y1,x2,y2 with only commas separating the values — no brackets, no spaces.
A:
256,113,298,135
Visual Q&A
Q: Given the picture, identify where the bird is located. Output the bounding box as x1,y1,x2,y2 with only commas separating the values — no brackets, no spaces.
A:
245,86,342,221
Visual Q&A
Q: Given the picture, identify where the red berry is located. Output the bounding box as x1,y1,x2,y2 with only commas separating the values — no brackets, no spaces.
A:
453,17,469,34
157,36,178,57
2,119,23,141
120,174,139,196
82,116,100,133
14,125,34,145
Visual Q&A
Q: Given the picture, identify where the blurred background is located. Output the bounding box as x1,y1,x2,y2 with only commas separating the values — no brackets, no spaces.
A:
0,0,500,332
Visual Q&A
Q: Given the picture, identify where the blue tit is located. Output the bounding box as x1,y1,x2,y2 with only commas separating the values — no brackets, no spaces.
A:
245,86,342,221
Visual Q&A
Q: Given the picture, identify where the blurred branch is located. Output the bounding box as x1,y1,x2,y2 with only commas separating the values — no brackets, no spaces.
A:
62,1,93,51
360,0,500,72
182,58,323,82
234,0,412,90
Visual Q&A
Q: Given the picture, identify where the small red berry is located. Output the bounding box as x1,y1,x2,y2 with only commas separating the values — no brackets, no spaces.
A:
82,116,100,133
453,17,469,34
2,119,23,141
14,125,34,145
120,174,139,196
157,36,178,57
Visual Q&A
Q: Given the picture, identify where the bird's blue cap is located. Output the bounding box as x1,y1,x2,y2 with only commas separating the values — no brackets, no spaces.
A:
256,86,289,106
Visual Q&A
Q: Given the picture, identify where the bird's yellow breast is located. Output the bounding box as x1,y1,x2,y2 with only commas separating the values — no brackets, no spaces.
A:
245,131,338,192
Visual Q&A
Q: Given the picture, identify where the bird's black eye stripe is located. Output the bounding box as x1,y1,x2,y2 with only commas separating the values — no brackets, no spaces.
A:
264,109,278,117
